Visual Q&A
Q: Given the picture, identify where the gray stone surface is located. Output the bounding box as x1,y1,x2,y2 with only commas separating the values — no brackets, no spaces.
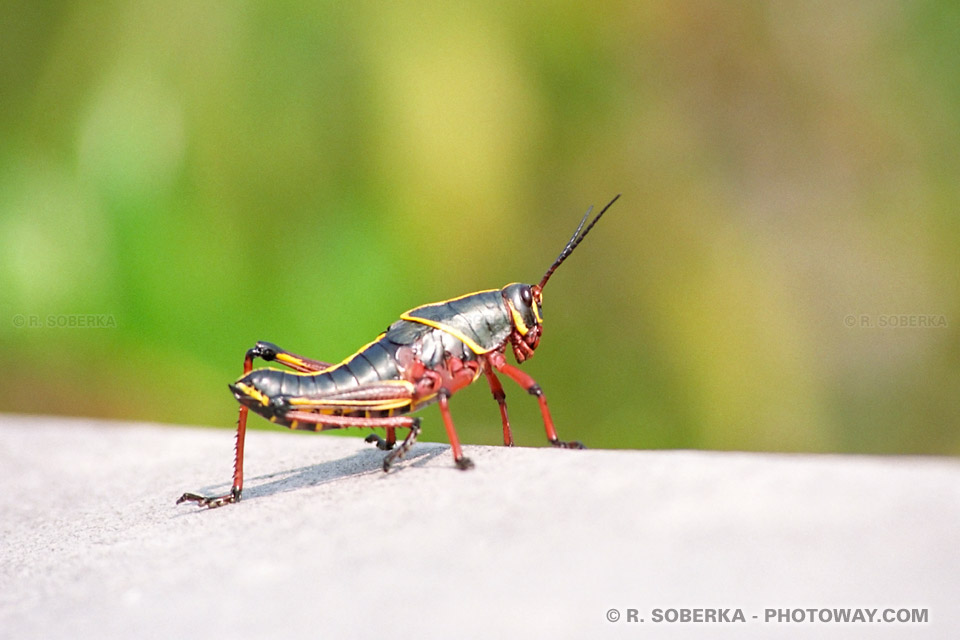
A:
1,414,957,639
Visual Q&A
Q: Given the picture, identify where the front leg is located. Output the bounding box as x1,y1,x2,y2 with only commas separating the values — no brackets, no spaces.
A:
485,351,585,449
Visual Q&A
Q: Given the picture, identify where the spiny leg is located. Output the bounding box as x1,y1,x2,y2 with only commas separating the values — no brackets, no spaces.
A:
486,352,585,449
483,367,514,446
382,419,421,471
176,402,248,508
177,349,262,508
177,341,334,508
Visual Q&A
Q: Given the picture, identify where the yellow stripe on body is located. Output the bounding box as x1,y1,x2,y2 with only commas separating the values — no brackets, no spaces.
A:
268,333,388,377
233,382,270,406
398,313,491,354
273,353,328,371
288,397,413,411
287,379,415,413
505,300,529,336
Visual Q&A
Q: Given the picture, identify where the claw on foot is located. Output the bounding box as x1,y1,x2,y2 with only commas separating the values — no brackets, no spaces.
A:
549,439,586,450
455,456,475,470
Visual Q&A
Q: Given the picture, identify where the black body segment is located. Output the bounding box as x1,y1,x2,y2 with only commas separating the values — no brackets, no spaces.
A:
359,340,400,380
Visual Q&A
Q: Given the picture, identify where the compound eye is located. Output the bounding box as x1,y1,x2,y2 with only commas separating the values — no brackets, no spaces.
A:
520,285,533,306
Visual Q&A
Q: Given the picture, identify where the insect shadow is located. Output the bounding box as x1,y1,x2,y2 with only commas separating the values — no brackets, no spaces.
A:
178,442,451,508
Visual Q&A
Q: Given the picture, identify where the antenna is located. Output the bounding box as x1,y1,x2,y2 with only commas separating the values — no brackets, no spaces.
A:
536,194,620,292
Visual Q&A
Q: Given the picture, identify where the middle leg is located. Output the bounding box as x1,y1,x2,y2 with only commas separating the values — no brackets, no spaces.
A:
437,389,475,470
483,367,514,446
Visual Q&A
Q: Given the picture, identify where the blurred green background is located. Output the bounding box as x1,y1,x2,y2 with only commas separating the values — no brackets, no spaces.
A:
1,1,957,455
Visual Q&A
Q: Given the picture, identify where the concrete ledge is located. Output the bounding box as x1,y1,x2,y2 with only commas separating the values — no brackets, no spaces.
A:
1,415,957,639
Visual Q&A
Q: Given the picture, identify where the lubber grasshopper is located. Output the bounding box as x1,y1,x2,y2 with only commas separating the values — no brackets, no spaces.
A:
178,195,619,508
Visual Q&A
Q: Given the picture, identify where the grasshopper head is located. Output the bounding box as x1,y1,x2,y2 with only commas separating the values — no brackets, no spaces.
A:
501,282,543,363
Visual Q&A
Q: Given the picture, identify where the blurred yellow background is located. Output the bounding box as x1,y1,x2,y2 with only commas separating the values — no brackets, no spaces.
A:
1,1,957,454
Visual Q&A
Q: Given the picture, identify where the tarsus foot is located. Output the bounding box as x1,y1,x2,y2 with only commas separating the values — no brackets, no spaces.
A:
176,486,241,508
365,433,395,451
